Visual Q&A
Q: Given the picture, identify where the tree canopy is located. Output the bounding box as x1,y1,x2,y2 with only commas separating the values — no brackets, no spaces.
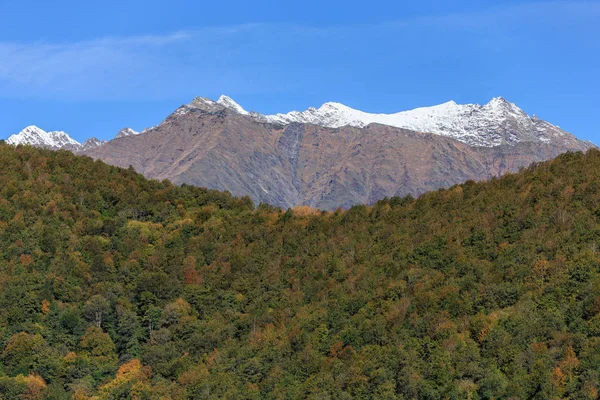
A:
1,143,600,399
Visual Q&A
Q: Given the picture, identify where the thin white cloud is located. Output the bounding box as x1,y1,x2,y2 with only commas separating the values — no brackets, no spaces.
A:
0,24,266,101
0,2,597,101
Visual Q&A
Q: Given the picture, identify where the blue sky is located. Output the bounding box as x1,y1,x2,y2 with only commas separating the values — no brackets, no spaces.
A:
1,0,599,144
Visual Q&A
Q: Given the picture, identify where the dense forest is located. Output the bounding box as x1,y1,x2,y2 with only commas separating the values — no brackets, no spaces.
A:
1,143,600,399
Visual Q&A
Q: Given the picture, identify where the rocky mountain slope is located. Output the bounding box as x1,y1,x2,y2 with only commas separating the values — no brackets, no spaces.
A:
82,97,594,209
6,96,594,209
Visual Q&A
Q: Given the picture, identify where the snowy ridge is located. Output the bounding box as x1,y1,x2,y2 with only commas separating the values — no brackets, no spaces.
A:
5,125,140,152
7,126,80,148
5,125,107,152
255,97,571,148
169,95,246,118
179,95,581,148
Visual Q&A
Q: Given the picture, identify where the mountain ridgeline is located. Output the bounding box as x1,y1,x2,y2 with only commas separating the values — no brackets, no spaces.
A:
1,143,600,398
7,96,594,210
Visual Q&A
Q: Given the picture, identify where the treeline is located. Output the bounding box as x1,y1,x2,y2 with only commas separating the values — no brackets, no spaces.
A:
1,143,600,399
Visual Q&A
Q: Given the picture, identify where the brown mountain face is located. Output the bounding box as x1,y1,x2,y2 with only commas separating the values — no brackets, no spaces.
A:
82,104,594,210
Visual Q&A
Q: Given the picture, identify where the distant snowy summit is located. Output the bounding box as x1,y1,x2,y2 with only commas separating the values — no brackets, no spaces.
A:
7,126,81,149
5,125,141,152
5,96,591,150
7,125,108,152
181,96,578,148
115,127,140,139
79,137,107,152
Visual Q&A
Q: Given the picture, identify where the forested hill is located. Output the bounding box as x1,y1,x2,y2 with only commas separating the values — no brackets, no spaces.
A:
1,143,600,399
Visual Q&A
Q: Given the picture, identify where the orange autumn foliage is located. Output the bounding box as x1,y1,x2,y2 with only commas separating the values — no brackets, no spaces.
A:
14,374,47,400
19,254,34,267
291,205,321,217
41,299,51,315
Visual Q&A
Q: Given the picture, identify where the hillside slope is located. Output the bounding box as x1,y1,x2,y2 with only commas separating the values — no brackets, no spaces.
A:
1,144,600,399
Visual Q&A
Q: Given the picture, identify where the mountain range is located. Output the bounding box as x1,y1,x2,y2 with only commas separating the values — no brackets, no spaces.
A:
5,96,594,209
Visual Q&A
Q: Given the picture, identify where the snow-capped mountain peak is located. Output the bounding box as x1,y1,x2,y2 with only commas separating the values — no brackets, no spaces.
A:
170,95,250,119
115,127,139,139
79,137,106,151
7,125,80,148
216,95,249,115
5,125,108,152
